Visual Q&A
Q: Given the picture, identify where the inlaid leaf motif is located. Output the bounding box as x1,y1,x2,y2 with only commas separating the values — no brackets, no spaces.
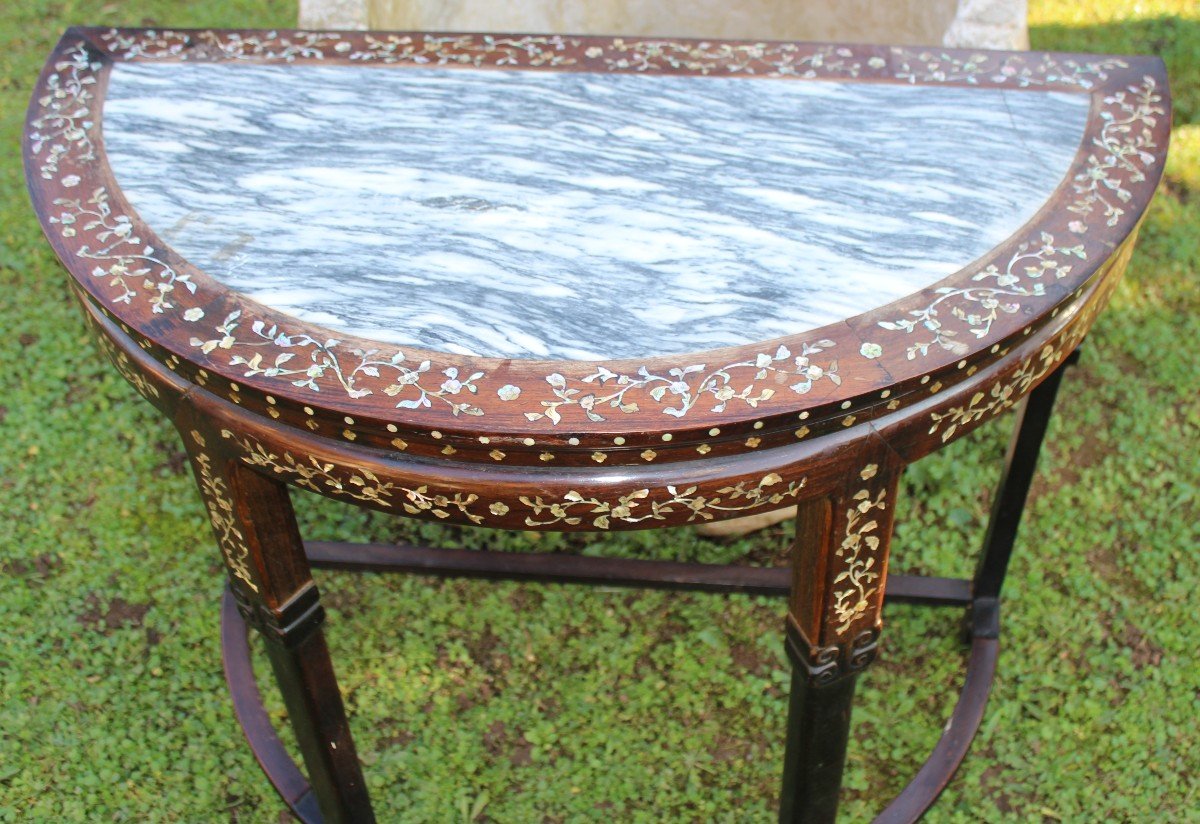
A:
519,472,803,528
190,432,257,592
830,466,888,636
523,341,838,424
222,430,486,523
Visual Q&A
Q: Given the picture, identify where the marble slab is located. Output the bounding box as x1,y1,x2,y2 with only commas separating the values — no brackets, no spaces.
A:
102,62,1088,360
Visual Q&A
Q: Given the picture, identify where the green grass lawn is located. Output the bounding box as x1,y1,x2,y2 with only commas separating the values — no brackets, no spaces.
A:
2,1,1198,821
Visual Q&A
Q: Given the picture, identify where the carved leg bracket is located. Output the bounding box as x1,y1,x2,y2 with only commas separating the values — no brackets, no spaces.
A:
228,579,327,650
784,616,879,687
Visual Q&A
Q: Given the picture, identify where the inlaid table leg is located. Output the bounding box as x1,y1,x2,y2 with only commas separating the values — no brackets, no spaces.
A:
180,424,374,824
780,457,902,823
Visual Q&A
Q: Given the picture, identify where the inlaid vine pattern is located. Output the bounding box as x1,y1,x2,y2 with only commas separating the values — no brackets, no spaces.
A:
595,40,867,77
90,323,161,403
925,274,1106,443
929,342,1062,442
350,33,581,67
218,429,804,529
100,28,339,61
191,312,486,415
221,430,487,522
190,432,257,592
830,464,887,637
51,187,193,312
517,472,805,529
523,341,838,424
877,232,1086,359
891,49,1127,89
1069,76,1165,228
28,43,99,180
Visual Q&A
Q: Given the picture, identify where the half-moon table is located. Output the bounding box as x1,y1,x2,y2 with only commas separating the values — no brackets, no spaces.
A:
25,27,1169,822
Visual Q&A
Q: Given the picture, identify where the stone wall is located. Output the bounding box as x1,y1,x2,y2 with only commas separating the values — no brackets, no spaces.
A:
299,0,1028,49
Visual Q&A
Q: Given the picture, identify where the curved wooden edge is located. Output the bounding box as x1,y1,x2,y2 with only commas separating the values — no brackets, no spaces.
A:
872,636,1000,824
24,26,1171,467
221,586,324,824
79,251,1109,533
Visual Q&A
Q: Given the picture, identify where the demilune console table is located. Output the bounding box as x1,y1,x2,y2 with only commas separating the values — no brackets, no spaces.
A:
25,27,1168,822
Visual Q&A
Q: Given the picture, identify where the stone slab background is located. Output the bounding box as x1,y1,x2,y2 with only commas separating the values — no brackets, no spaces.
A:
299,0,1028,49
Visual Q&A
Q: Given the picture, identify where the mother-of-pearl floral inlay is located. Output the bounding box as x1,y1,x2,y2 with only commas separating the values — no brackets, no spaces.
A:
100,62,1088,361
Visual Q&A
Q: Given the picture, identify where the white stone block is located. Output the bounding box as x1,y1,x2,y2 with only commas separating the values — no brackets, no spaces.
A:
298,0,1027,50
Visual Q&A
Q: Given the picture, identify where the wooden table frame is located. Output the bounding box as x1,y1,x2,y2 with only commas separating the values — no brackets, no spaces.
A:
217,341,1073,824
25,27,1169,822
85,290,1089,822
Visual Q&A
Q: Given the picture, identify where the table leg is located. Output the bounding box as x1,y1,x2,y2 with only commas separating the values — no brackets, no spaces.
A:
780,457,902,823
181,424,374,824
972,345,1081,634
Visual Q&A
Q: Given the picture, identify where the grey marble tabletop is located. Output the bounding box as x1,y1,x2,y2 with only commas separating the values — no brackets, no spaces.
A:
102,62,1088,361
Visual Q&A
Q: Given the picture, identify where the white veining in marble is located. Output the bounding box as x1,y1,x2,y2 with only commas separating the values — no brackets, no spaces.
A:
102,62,1088,360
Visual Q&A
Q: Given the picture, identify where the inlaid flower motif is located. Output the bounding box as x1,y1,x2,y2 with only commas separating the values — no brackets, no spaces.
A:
497,384,521,401
877,232,1085,359
53,187,192,313
518,472,803,529
224,430,486,521
439,368,464,394
831,475,888,636
524,341,838,424
189,314,487,414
